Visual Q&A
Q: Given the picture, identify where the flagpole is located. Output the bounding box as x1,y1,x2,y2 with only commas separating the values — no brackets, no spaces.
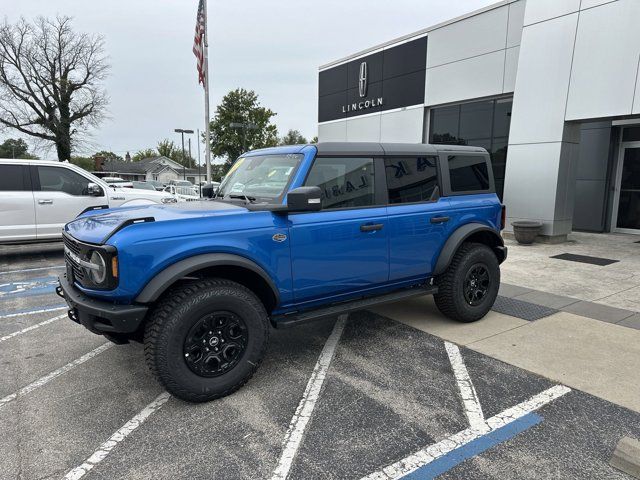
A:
203,0,212,183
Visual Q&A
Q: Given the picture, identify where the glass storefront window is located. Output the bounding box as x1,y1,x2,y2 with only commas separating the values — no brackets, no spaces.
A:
428,97,512,199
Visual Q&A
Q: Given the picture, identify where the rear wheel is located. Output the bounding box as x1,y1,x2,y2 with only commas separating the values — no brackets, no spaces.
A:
144,279,269,402
434,242,499,323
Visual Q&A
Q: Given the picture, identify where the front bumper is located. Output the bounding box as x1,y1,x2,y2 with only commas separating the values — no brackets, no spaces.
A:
57,273,148,335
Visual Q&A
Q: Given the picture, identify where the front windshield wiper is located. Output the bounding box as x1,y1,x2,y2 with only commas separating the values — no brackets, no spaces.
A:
227,194,257,204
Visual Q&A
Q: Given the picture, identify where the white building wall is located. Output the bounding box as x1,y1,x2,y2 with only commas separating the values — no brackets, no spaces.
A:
424,0,524,106
504,0,640,238
565,0,640,120
380,107,424,143
318,121,347,142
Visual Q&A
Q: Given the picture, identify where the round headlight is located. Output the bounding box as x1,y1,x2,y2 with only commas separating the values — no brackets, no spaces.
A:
88,250,106,284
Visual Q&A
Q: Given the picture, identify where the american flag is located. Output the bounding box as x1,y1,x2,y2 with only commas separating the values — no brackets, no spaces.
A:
192,0,206,87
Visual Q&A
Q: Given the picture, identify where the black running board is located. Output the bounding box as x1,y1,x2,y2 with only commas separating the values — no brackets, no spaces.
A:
271,285,438,329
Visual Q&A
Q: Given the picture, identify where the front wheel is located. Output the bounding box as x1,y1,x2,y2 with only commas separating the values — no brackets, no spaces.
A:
434,242,500,323
144,279,269,402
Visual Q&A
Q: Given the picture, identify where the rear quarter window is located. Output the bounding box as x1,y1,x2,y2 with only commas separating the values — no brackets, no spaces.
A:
447,155,490,192
0,164,27,191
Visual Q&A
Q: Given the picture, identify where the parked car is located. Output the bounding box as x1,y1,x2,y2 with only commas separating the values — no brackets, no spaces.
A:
131,181,157,191
0,159,177,244
163,184,200,201
102,177,133,188
169,179,198,196
145,180,166,191
58,142,506,402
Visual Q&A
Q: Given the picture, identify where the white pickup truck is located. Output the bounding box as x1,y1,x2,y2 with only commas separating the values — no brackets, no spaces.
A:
0,159,178,244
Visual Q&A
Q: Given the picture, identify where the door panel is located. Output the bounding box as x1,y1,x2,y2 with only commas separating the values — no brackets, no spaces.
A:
290,155,389,302
387,199,452,281
288,208,389,302
384,155,450,281
33,165,107,239
0,165,36,242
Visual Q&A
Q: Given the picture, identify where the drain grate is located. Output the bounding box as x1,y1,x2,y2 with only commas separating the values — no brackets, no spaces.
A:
550,253,619,266
492,296,557,321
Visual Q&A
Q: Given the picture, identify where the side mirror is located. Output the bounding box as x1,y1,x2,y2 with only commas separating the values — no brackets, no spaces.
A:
202,183,219,198
87,183,103,196
287,186,322,212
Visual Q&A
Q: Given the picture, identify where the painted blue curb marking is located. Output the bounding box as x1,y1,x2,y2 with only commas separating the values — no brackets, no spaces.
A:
0,276,58,298
402,413,543,480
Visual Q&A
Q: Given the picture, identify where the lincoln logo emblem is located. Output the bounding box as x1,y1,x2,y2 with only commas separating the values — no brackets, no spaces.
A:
358,61,367,98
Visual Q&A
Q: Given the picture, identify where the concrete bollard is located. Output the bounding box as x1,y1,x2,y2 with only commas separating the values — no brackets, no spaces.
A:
610,436,640,479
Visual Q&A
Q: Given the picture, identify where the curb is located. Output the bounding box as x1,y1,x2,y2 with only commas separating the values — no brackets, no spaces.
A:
610,436,640,479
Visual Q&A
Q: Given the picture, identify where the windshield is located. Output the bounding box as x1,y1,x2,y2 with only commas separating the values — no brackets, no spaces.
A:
217,154,302,202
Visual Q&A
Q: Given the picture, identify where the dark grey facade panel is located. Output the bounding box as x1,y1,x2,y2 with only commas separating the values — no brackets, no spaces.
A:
572,122,613,232
318,37,428,123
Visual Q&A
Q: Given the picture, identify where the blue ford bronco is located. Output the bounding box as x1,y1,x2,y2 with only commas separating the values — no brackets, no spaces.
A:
57,142,507,402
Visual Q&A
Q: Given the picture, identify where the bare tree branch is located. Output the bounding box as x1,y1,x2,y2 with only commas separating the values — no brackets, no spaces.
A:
0,15,109,160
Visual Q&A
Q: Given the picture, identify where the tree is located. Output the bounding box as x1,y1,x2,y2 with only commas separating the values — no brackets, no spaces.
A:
0,16,109,160
156,138,194,167
70,156,93,171
209,88,278,166
92,150,121,161
310,136,318,144
132,148,156,162
0,137,37,158
210,163,228,182
279,129,307,145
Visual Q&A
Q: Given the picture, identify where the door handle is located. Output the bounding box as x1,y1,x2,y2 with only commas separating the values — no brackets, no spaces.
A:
360,223,383,232
430,216,449,224
38,199,53,205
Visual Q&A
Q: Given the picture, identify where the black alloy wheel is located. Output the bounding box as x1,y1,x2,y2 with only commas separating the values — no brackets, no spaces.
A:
183,311,248,377
463,263,491,306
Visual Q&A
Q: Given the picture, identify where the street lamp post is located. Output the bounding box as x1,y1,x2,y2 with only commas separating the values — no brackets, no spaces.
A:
174,128,194,180
229,122,258,153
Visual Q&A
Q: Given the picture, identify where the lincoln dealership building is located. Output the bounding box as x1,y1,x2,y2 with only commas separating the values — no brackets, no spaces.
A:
318,0,640,241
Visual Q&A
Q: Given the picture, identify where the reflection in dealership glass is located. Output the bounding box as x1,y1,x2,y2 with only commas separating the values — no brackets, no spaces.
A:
216,154,302,203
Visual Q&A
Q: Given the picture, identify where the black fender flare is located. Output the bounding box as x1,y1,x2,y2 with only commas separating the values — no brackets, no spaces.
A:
433,223,505,276
135,253,280,305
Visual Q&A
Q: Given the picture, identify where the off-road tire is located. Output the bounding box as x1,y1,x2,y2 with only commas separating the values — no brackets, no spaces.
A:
434,242,500,323
144,278,269,402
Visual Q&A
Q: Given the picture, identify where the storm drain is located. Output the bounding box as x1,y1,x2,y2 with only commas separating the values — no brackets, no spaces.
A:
550,253,619,266
492,296,557,321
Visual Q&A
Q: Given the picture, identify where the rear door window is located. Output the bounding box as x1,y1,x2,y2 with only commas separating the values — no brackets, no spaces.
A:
304,157,375,209
384,156,439,204
448,155,490,192
0,164,27,191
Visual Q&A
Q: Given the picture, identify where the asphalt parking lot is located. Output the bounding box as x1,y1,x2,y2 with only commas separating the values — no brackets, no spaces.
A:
2,243,640,480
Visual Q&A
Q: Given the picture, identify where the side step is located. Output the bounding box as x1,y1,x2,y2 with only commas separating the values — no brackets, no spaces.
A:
271,285,438,329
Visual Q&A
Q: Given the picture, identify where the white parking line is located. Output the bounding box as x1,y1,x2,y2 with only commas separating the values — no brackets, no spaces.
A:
63,392,171,480
270,314,347,480
0,305,66,320
0,265,64,276
444,341,487,431
0,343,113,409
360,384,571,479
0,314,66,343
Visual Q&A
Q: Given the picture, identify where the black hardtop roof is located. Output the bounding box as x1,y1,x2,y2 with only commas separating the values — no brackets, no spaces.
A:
314,142,487,157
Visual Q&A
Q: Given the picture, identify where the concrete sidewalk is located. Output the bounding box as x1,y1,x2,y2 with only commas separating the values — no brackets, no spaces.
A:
370,295,640,414
501,231,640,313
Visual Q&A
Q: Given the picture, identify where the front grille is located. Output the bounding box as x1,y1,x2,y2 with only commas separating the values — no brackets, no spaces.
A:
63,234,85,280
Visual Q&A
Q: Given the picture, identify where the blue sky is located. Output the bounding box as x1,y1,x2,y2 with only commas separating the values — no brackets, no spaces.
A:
1,0,493,160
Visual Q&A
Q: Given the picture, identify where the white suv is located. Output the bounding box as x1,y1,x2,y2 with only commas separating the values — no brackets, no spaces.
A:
0,159,177,244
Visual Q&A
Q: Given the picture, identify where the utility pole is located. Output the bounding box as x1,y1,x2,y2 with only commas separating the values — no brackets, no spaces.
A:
174,128,194,180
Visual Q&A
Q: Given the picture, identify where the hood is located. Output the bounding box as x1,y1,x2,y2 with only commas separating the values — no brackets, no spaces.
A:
65,200,246,245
